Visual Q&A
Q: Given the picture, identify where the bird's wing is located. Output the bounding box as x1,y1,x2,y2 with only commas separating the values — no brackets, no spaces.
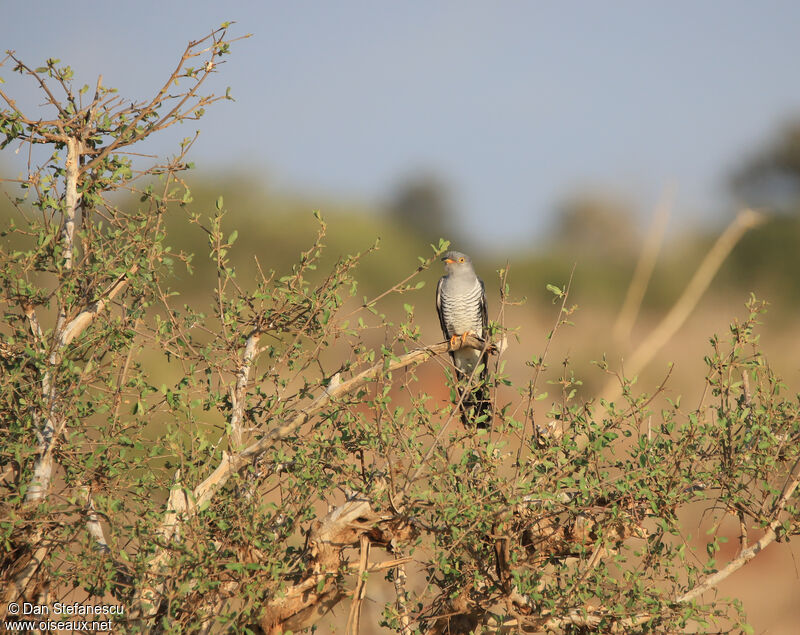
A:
435,276,449,339
477,278,490,380
436,276,457,368
479,278,488,335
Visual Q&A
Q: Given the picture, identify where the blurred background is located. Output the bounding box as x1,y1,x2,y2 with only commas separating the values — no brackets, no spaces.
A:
4,2,800,632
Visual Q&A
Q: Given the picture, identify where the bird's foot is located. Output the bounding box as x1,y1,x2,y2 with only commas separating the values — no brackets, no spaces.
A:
450,332,480,349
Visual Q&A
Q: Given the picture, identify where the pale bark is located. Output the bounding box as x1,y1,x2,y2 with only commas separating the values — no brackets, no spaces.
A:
25,137,82,504
230,331,260,449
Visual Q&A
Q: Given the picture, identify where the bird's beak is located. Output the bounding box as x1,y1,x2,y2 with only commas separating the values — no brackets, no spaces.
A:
443,258,454,264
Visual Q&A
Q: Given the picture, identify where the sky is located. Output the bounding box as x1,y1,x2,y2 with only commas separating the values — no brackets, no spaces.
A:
3,1,800,248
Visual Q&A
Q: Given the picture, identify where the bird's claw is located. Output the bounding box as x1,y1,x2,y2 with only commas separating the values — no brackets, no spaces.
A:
449,332,477,349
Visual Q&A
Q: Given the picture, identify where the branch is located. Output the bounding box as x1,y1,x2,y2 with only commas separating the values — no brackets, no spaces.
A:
61,137,82,273
257,494,413,634
230,330,260,449
58,265,138,348
81,487,110,553
25,136,85,503
193,335,492,514
517,456,800,632
677,454,800,604
134,328,261,616
81,27,236,175
392,552,413,635
1,544,49,609
133,336,490,618
25,265,137,503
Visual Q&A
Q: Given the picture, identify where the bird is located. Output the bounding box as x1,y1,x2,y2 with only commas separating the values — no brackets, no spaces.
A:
435,250,492,427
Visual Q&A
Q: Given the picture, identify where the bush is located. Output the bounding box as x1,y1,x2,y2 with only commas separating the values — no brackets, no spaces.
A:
2,27,799,634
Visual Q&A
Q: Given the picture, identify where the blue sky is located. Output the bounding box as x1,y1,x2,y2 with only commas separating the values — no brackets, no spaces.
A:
4,2,800,247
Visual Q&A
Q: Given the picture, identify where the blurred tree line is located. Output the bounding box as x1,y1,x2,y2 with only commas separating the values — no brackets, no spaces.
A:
724,120,800,305
3,118,800,315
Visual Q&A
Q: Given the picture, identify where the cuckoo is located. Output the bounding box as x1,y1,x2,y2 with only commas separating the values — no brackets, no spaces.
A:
435,250,491,427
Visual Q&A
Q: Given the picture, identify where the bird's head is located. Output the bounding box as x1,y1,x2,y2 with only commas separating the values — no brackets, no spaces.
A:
441,250,473,275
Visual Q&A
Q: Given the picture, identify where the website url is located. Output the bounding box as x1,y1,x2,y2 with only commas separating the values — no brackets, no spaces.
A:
4,619,113,631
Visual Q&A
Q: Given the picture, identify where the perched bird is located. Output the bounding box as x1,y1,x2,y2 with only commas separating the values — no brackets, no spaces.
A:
435,250,492,427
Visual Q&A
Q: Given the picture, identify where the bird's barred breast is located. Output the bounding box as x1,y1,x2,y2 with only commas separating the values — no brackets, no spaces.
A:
441,279,484,337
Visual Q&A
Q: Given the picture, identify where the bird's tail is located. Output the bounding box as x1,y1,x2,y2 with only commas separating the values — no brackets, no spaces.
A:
458,352,492,428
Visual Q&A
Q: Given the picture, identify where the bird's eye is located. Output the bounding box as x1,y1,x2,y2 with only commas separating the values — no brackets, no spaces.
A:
458,257,465,263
